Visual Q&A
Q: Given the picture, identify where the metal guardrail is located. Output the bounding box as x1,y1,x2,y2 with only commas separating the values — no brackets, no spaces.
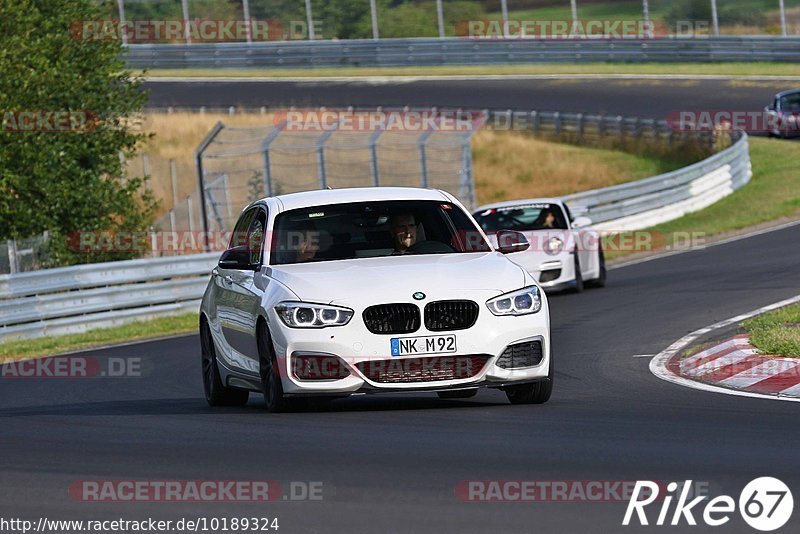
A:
0,112,752,342
562,132,751,231
125,36,800,69
0,254,217,342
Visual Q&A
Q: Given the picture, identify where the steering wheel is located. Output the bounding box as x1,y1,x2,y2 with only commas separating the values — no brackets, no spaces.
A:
406,240,455,255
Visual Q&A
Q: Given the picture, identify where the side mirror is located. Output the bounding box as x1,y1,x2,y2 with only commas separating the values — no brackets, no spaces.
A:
496,230,530,254
572,216,592,229
765,105,775,112
219,245,260,271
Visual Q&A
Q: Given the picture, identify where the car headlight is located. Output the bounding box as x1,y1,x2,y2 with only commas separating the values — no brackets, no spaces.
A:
544,236,564,255
486,286,542,316
274,302,354,328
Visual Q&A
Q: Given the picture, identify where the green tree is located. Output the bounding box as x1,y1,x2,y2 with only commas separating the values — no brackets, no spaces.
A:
0,0,157,265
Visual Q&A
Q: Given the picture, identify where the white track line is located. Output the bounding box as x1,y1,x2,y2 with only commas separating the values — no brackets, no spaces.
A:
649,294,800,402
144,74,800,83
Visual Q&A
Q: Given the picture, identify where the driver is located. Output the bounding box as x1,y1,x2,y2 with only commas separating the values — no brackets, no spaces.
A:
389,213,418,255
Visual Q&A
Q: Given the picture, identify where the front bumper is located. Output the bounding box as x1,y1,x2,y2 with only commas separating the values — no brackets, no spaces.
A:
507,251,577,291
269,302,550,395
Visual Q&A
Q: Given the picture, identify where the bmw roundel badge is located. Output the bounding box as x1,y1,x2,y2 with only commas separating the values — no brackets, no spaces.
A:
413,292,426,301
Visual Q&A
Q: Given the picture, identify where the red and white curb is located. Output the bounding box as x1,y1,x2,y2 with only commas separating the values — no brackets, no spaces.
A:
668,335,800,398
650,294,800,403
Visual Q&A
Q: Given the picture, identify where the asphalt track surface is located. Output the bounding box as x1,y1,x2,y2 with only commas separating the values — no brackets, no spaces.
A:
1,77,799,533
144,77,797,119
2,224,799,533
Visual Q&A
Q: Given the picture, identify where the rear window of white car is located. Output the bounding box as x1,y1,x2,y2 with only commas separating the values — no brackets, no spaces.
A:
473,203,568,232
270,200,491,265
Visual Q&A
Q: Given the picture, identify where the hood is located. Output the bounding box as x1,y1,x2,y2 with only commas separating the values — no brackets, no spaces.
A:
267,252,526,305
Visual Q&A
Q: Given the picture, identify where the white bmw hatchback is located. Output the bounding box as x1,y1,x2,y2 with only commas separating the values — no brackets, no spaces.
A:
200,187,552,412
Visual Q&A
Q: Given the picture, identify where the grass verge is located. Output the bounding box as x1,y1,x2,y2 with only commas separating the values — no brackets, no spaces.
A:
607,137,800,261
743,303,800,357
0,313,197,362
141,63,800,79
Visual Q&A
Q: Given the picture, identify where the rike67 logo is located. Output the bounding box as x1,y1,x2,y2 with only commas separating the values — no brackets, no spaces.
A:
623,478,793,531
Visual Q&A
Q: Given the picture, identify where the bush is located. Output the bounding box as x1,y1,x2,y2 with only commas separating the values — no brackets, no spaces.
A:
0,0,158,266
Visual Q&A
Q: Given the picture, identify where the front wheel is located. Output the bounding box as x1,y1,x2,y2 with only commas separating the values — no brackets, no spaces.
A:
585,248,607,288
258,322,302,413
571,254,584,293
201,320,249,407
504,348,553,405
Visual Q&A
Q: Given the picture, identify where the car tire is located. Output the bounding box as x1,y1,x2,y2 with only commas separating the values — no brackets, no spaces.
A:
200,319,250,407
504,349,553,405
437,389,478,399
257,321,303,413
585,248,607,289
571,254,584,293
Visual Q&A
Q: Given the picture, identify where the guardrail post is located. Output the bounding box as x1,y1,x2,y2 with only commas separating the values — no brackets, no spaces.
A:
554,112,562,137
242,0,253,43
531,110,540,135
598,115,605,137
436,0,445,38
369,128,384,186
370,0,379,39
305,0,315,40
180,0,191,44
195,122,225,251
6,239,17,275
116,0,128,46
577,113,585,142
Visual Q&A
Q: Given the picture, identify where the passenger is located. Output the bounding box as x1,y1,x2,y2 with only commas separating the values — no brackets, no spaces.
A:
535,207,558,229
294,223,320,262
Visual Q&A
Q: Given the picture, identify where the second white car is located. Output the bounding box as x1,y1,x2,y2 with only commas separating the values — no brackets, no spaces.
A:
473,198,606,292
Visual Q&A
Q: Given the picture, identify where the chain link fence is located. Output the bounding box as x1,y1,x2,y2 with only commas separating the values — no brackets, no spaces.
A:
191,109,484,237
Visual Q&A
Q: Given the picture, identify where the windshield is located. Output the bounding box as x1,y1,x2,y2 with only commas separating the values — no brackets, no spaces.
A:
473,203,568,232
270,200,491,265
780,93,800,112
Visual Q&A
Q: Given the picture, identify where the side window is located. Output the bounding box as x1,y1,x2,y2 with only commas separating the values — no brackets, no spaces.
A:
247,210,267,266
229,209,256,250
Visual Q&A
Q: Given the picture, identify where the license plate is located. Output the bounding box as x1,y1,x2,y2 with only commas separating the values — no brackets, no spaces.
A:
391,335,457,357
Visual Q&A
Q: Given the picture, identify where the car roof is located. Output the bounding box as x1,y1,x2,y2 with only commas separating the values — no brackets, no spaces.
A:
265,187,450,212
775,88,800,99
473,198,565,213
